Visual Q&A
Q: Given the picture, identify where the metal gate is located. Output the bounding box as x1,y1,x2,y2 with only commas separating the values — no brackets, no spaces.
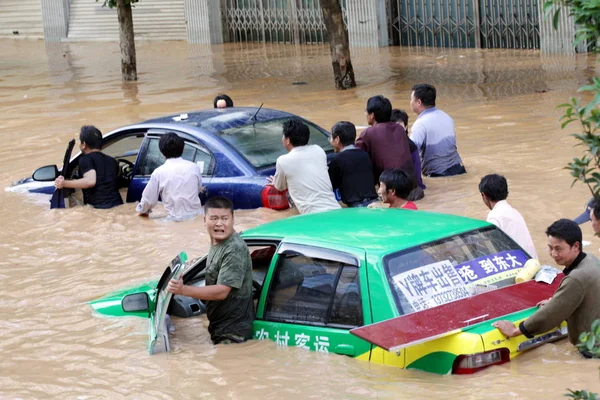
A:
222,0,347,44
390,0,540,48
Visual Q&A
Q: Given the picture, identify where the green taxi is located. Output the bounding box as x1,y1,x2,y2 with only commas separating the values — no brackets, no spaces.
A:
90,208,566,374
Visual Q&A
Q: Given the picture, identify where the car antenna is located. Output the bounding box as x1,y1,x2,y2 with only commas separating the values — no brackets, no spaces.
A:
251,103,264,123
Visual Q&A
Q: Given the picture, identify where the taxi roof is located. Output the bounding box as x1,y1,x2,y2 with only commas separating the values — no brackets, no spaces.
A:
241,208,491,256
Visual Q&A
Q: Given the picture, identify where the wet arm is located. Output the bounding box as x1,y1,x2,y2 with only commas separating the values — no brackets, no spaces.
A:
272,159,287,191
355,131,369,152
63,170,96,189
520,277,584,337
137,174,160,214
181,284,232,301
328,159,341,190
410,122,426,150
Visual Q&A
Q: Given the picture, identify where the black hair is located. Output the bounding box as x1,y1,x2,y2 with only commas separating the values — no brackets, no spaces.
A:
213,94,234,108
545,218,582,248
331,121,356,146
79,125,103,150
479,174,509,202
204,196,234,215
411,84,436,107
593,202,600,221
366,95,392,123
390,109,409,127
159,132,185,159
283,118,310,147
379,169,415,199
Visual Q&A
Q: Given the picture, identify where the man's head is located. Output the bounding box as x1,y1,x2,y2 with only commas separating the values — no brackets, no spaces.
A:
214,94,234,109
479,174,509,210
590,202,600,235
79,125,103,153
390,109,409,133
204,196,234,244
366,95,392,126
282,118,310,152
545,219,582,267
378,169,415,205
410,84,436,115
330,121,356,152
159,132,185,159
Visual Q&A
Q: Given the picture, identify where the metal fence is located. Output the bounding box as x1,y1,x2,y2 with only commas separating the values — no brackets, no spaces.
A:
390,0,540,49
223,0,542,49
222,0,345,44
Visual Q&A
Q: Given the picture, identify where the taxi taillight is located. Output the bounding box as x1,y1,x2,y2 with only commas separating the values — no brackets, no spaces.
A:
452,348,510,374
261,186,289,210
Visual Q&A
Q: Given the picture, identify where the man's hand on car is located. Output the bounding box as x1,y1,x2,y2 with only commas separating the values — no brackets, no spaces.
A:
167,278,185,295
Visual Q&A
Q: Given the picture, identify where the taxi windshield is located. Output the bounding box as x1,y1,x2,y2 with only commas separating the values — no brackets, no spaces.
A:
383,227,530,316
218,118,333,168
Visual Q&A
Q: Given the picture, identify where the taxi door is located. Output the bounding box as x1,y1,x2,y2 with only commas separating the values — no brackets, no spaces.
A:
253,240,373,359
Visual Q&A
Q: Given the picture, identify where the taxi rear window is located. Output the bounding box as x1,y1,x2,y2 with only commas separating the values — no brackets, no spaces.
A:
218,118,333,168
383,227,530,316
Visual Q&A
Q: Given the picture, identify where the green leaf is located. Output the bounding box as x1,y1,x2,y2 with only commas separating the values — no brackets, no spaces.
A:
553,8,562,29
587,334,596,350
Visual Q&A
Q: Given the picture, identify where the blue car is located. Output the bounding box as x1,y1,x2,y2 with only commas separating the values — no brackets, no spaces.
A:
9,107,334,210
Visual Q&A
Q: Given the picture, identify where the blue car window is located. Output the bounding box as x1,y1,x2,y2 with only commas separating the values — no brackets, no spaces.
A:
264,254,362,328
383,227,529,316
219,118,333,168
139,137,215,176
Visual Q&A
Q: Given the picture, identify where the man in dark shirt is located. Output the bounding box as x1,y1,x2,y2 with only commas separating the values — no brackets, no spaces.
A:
356,95,415,183
54,125,123,209
167,196,254,344
328,121,378,207
390,109,426,201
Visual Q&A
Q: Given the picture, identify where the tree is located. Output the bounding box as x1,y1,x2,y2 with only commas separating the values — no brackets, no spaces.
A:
545,0,600,198
320,0,356,90
98,0,138,81
545,1,600,397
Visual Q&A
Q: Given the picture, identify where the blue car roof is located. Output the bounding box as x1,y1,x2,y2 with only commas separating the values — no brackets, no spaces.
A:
142,107,298,137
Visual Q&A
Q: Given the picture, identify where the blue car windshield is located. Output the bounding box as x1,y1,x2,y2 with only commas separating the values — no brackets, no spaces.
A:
383,227,531,316
218,118,333,168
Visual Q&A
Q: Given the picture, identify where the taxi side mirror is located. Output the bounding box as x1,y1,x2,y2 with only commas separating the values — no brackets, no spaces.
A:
122,293,150,312
32,165,59,181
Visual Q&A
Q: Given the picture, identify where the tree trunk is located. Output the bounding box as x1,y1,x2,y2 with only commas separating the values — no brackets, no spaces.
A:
116,0,137,81
320,0,356,90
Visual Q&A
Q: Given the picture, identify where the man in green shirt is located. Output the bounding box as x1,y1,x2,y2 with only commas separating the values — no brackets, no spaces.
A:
167,196,254,344
493,219,600,357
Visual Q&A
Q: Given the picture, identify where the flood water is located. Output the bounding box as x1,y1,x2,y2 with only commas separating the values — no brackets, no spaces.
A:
2,38,600,399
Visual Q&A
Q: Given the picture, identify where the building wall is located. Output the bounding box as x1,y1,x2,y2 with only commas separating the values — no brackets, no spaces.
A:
0,0,44,38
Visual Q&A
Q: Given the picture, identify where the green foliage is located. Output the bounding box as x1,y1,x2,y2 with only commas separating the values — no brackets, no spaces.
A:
543,0,600,201
565,390,600,400
576,319,600,356
565,320,600,399
96,0,139,8
560,78,600,200
543,0,600,48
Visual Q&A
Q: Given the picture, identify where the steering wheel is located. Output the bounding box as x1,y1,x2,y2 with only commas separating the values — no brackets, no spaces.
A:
117,158,135,181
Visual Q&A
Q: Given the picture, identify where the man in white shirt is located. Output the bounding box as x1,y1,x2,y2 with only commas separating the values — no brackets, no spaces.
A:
479,174,538,259
267,119,340,214
136,132,204,221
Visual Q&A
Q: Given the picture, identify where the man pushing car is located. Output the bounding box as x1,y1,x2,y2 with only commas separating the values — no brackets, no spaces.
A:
167,196,255,344
493,219,600,357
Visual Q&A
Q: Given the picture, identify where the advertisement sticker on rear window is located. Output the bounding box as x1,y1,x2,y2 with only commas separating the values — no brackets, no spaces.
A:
392,260,471,312
453,250,528,285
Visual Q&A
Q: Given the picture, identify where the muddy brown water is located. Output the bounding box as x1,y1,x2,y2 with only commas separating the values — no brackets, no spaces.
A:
2,39,600,399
